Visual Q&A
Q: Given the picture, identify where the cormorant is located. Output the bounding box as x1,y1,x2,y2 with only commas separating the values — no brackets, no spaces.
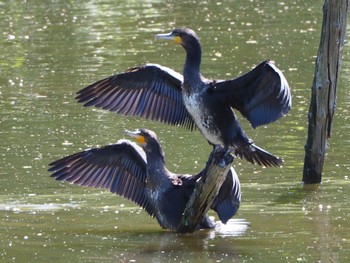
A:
76,28,291,167
48,128,241,231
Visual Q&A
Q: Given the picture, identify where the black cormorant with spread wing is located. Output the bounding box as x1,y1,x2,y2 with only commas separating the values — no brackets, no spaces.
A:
76,28,291,167
48,128,241,230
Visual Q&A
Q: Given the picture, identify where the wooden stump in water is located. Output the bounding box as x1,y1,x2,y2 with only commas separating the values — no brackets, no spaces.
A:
303,0,348,184
177,146,234,233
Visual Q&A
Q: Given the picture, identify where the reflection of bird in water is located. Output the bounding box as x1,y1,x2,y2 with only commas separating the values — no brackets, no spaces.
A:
48,128,241,231
76,28,291,167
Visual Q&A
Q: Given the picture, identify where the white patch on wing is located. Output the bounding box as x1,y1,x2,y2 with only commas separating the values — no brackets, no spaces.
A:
146,63,184,83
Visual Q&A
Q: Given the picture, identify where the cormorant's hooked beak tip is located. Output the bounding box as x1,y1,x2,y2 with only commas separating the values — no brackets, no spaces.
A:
155,32,173,40
125,129,140,137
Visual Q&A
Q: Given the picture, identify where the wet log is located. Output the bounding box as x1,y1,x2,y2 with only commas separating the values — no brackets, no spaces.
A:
177,146,234,233
303,0,348,184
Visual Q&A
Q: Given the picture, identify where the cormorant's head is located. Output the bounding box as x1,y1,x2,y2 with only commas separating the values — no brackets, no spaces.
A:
125,129,164,158
156,28,200,49
125,128,160,152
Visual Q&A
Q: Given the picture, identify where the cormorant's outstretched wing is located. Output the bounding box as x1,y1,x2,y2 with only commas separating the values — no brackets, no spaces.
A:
48,140,154,216
76,64,195,130
211,60,291,128
211,167,241,224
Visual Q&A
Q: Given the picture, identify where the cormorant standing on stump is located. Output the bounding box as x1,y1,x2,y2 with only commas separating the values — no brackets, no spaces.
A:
76,28,291,167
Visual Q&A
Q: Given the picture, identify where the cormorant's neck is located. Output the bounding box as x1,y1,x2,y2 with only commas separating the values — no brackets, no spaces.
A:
144,143,169,185
183,41,202,85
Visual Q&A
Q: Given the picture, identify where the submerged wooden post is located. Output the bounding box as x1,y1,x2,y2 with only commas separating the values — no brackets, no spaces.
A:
303,0,348,184
177,146,234,233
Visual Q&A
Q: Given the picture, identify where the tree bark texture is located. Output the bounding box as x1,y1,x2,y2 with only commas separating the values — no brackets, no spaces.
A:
303,0,348,184
177,147,234,233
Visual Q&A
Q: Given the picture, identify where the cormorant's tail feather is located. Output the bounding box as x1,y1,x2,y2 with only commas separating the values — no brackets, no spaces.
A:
234,144,283,167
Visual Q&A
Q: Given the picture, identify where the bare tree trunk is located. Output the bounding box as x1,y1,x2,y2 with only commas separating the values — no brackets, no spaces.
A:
303,0,348,184
177,147,233,233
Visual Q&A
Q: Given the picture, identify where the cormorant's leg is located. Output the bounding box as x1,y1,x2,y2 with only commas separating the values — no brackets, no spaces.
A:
198,215,216,229
205,143,217,167
205,145,235,168
224,145,235,157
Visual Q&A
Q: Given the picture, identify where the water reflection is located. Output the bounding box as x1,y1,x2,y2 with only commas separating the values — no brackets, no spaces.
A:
100,224,248,262
300,185,344,263
213,219,250,238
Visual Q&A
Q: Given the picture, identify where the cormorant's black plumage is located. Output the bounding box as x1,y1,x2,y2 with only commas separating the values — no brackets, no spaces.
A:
76,28,291,167
48,129,241,230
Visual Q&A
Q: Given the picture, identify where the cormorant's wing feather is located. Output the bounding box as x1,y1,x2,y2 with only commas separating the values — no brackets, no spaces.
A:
212,60,291,128
48,140,154,216
76,64,195,130
211,167,241,224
